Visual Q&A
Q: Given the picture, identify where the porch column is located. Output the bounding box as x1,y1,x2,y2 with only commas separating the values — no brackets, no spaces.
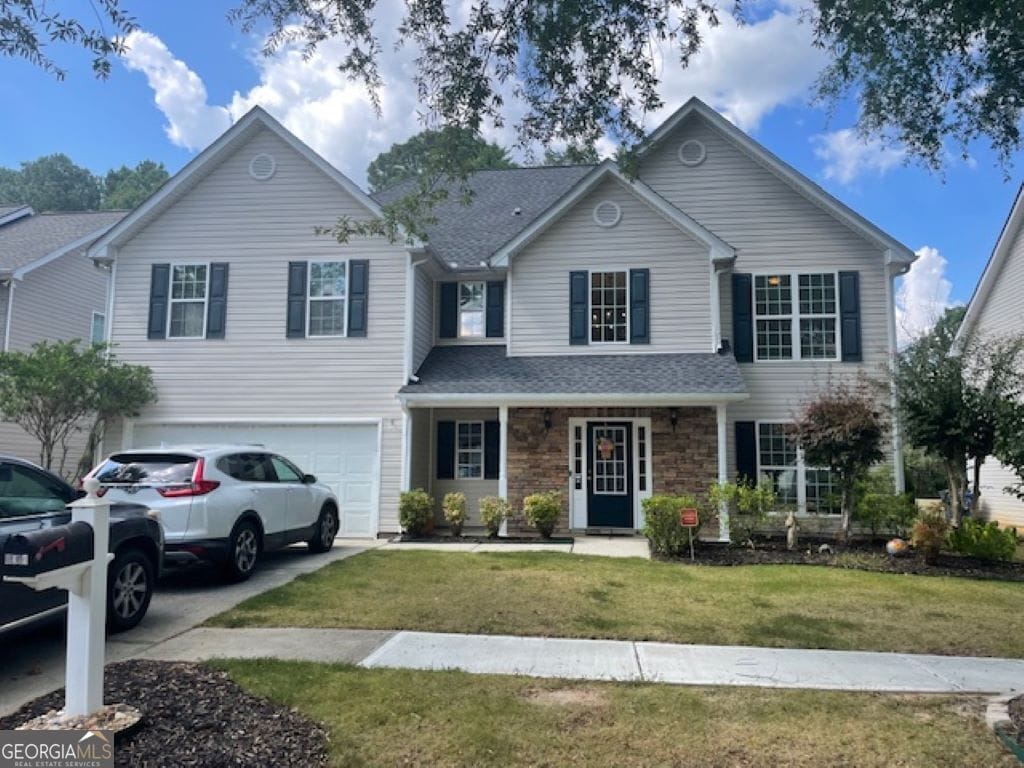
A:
716,403,730,542
498,405,509,536
400,404,412,492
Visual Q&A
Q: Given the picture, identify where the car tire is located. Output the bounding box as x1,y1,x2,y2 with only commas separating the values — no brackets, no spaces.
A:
106,548,155,634
307,504,339,554
222,519,261,582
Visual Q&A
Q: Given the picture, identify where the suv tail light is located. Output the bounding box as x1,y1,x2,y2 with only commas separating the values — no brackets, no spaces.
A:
156,458,220,498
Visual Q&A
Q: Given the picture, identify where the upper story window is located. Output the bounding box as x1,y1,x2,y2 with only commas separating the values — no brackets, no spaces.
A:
308,261,347,337
757,422,839,515
456,421,484,478
459,282,485,338
169,264,208,338
590,271,628,343
754,273,838,361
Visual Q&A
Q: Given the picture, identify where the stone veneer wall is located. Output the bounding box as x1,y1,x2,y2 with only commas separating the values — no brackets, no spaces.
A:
505,407,718,535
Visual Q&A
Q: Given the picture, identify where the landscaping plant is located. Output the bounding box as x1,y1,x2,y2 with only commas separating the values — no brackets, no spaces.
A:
947,518,1018,562
523,492,561,539
642,494,699,557
856,468,916,538
479,496,509,538
442,491,467,537
708,480,777,548
910,509,949,565
399,489,435,537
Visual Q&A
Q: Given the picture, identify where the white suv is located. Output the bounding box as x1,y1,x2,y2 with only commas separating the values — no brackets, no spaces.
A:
88,446,340,581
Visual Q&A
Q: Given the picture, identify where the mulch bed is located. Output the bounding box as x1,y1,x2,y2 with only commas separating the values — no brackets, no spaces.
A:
1009,695,1024,748
670,539,1024,582
0,660,328,768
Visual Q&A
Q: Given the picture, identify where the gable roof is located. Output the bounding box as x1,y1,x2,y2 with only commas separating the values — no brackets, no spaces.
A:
0,204,34,228
956,183,1024,342
0,210,125,278
88,106,406,259
639,97,916,264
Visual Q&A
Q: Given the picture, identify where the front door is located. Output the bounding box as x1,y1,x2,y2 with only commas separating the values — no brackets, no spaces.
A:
586,422,633,528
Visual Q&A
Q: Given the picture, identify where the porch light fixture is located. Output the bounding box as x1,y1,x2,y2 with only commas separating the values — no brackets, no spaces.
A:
543,409,553,431
669,408,679,433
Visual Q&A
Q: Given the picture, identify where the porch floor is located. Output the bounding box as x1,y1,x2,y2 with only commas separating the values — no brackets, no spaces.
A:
382,535,649,559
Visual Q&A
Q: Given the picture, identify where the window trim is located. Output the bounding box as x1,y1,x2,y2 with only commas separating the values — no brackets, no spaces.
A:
457,281,487,339
167,261,210,340
306,259,349,339
90,311,106,345
754,420,839,516
588,268,630,345
455,420,485,480
752,271,842,363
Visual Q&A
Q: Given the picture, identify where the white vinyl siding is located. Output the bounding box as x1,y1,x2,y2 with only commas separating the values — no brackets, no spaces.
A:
107,127,410,532
412,265,434,371
510,176,712,356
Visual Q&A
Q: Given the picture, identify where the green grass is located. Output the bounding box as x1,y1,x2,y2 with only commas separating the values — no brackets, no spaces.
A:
216,659,1015,767
209,550,1024,657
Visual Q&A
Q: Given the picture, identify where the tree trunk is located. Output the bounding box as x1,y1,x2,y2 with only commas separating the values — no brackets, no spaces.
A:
945,464,964,527
837,482,853,544
75,419,104,480
971,454,983,510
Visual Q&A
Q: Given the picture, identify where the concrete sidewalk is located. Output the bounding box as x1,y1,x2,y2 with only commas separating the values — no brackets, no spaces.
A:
140,627,1024,694
381,535,650,559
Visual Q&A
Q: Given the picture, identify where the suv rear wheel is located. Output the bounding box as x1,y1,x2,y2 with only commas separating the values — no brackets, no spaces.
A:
107,548,155,633
222,519,261,582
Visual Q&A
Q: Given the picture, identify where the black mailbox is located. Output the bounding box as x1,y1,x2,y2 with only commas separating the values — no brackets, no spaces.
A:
1,522,94,578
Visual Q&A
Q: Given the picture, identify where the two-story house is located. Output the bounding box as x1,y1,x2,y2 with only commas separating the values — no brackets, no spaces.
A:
89,99,916,540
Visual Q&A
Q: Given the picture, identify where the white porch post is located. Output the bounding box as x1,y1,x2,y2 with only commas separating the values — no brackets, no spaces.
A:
400,404,412,492
498,405,509,536
716,403,730,542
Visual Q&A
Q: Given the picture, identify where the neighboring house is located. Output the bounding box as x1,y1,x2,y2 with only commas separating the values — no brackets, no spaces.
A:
956,185,1024,529
0,206,125,474
90,100,915,540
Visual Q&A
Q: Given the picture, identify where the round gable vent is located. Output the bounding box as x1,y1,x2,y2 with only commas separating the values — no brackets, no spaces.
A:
249,153,277,181
592,200,622,228
678,139,706,167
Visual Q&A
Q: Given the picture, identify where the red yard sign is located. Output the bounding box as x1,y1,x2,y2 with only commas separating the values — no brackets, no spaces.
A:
679,508,699,528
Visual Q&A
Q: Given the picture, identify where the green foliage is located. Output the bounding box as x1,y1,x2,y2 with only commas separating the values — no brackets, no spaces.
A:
522,491,561,539
399,489,435,537
479,496,509,538
442,491,467,537
903,447,947,499
910,510,949,565
708,480,777,546
856,469,916,537
0,340,155,477
947,519,1018,562
642,494,699,557
101,160,170,209
542,143,601,166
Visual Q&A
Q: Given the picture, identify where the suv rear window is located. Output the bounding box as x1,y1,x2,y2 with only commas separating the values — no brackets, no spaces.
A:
95,453,196,485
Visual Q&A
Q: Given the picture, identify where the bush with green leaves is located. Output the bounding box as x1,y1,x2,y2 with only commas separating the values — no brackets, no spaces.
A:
707,480,777,547
523,491,562,539
642,494,699,557
479,496,509,538
910,509,948,564
399,489,435,537
856,468,917,537
442,491,467,536
947,518,1018,562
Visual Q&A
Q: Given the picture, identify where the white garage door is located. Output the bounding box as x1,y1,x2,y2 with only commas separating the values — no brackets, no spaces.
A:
128,422,379,538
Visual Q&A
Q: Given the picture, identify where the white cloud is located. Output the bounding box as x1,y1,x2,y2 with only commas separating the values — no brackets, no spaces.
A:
895,246,956,346
812,128,906,185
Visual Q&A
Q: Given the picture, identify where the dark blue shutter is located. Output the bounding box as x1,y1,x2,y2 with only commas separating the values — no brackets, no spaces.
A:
286,261,307,338
629,268,650,344
437,421,455,479
206,262,229,339
147,263,170,340
731,273,754,363
439,282,458,339
838,271,862,362
484,420,500,479
485,281,505,338
569,271,589,345
735,421,757,485
348,259,369,337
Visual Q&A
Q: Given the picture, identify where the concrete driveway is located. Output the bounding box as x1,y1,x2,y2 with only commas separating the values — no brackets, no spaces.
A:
0,539,380,717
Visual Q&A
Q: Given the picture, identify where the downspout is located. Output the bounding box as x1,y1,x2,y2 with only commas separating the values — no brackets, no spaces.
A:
2,277,14,352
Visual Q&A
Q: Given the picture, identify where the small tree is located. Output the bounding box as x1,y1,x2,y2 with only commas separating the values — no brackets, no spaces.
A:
793,382,886,542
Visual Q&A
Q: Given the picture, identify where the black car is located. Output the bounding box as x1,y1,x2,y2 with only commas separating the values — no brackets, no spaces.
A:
0,455,163,635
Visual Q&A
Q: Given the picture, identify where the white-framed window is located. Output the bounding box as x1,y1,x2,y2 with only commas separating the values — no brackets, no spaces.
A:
90,312,106,345
590,270,628,343
459,281,485,338
754,272,840,361
456,421,484,479
308,261,347,337
756,421,839,514
168,263,208,339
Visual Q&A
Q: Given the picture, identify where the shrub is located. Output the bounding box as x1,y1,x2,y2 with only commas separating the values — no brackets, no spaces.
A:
523,491,562,539
479,496,509,538
910,509,948,564
707,480,776,547
642,494,699,557
399,489,435,537
442,491,467,537
856,468,916,537
947,518,1018,562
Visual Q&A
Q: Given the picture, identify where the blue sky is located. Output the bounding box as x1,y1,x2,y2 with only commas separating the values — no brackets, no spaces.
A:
2,1,1021,334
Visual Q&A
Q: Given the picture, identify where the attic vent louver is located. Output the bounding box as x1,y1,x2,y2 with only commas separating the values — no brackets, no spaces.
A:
249,153,277,181
678,139,706,167
592,200,622,228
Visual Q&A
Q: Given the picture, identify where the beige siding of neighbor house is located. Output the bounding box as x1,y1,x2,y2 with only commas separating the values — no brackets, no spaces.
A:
637,115,897,487
107,127,410,531
412,264,434,372
509,176,713,356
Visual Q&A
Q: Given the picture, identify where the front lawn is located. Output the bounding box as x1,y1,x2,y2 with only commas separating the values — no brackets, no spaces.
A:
218,660,1013,767
210,551,1024,657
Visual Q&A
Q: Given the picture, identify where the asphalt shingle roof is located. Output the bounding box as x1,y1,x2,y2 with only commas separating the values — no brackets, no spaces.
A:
0,210,126,273
372,165,595,269
402,345,747,397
